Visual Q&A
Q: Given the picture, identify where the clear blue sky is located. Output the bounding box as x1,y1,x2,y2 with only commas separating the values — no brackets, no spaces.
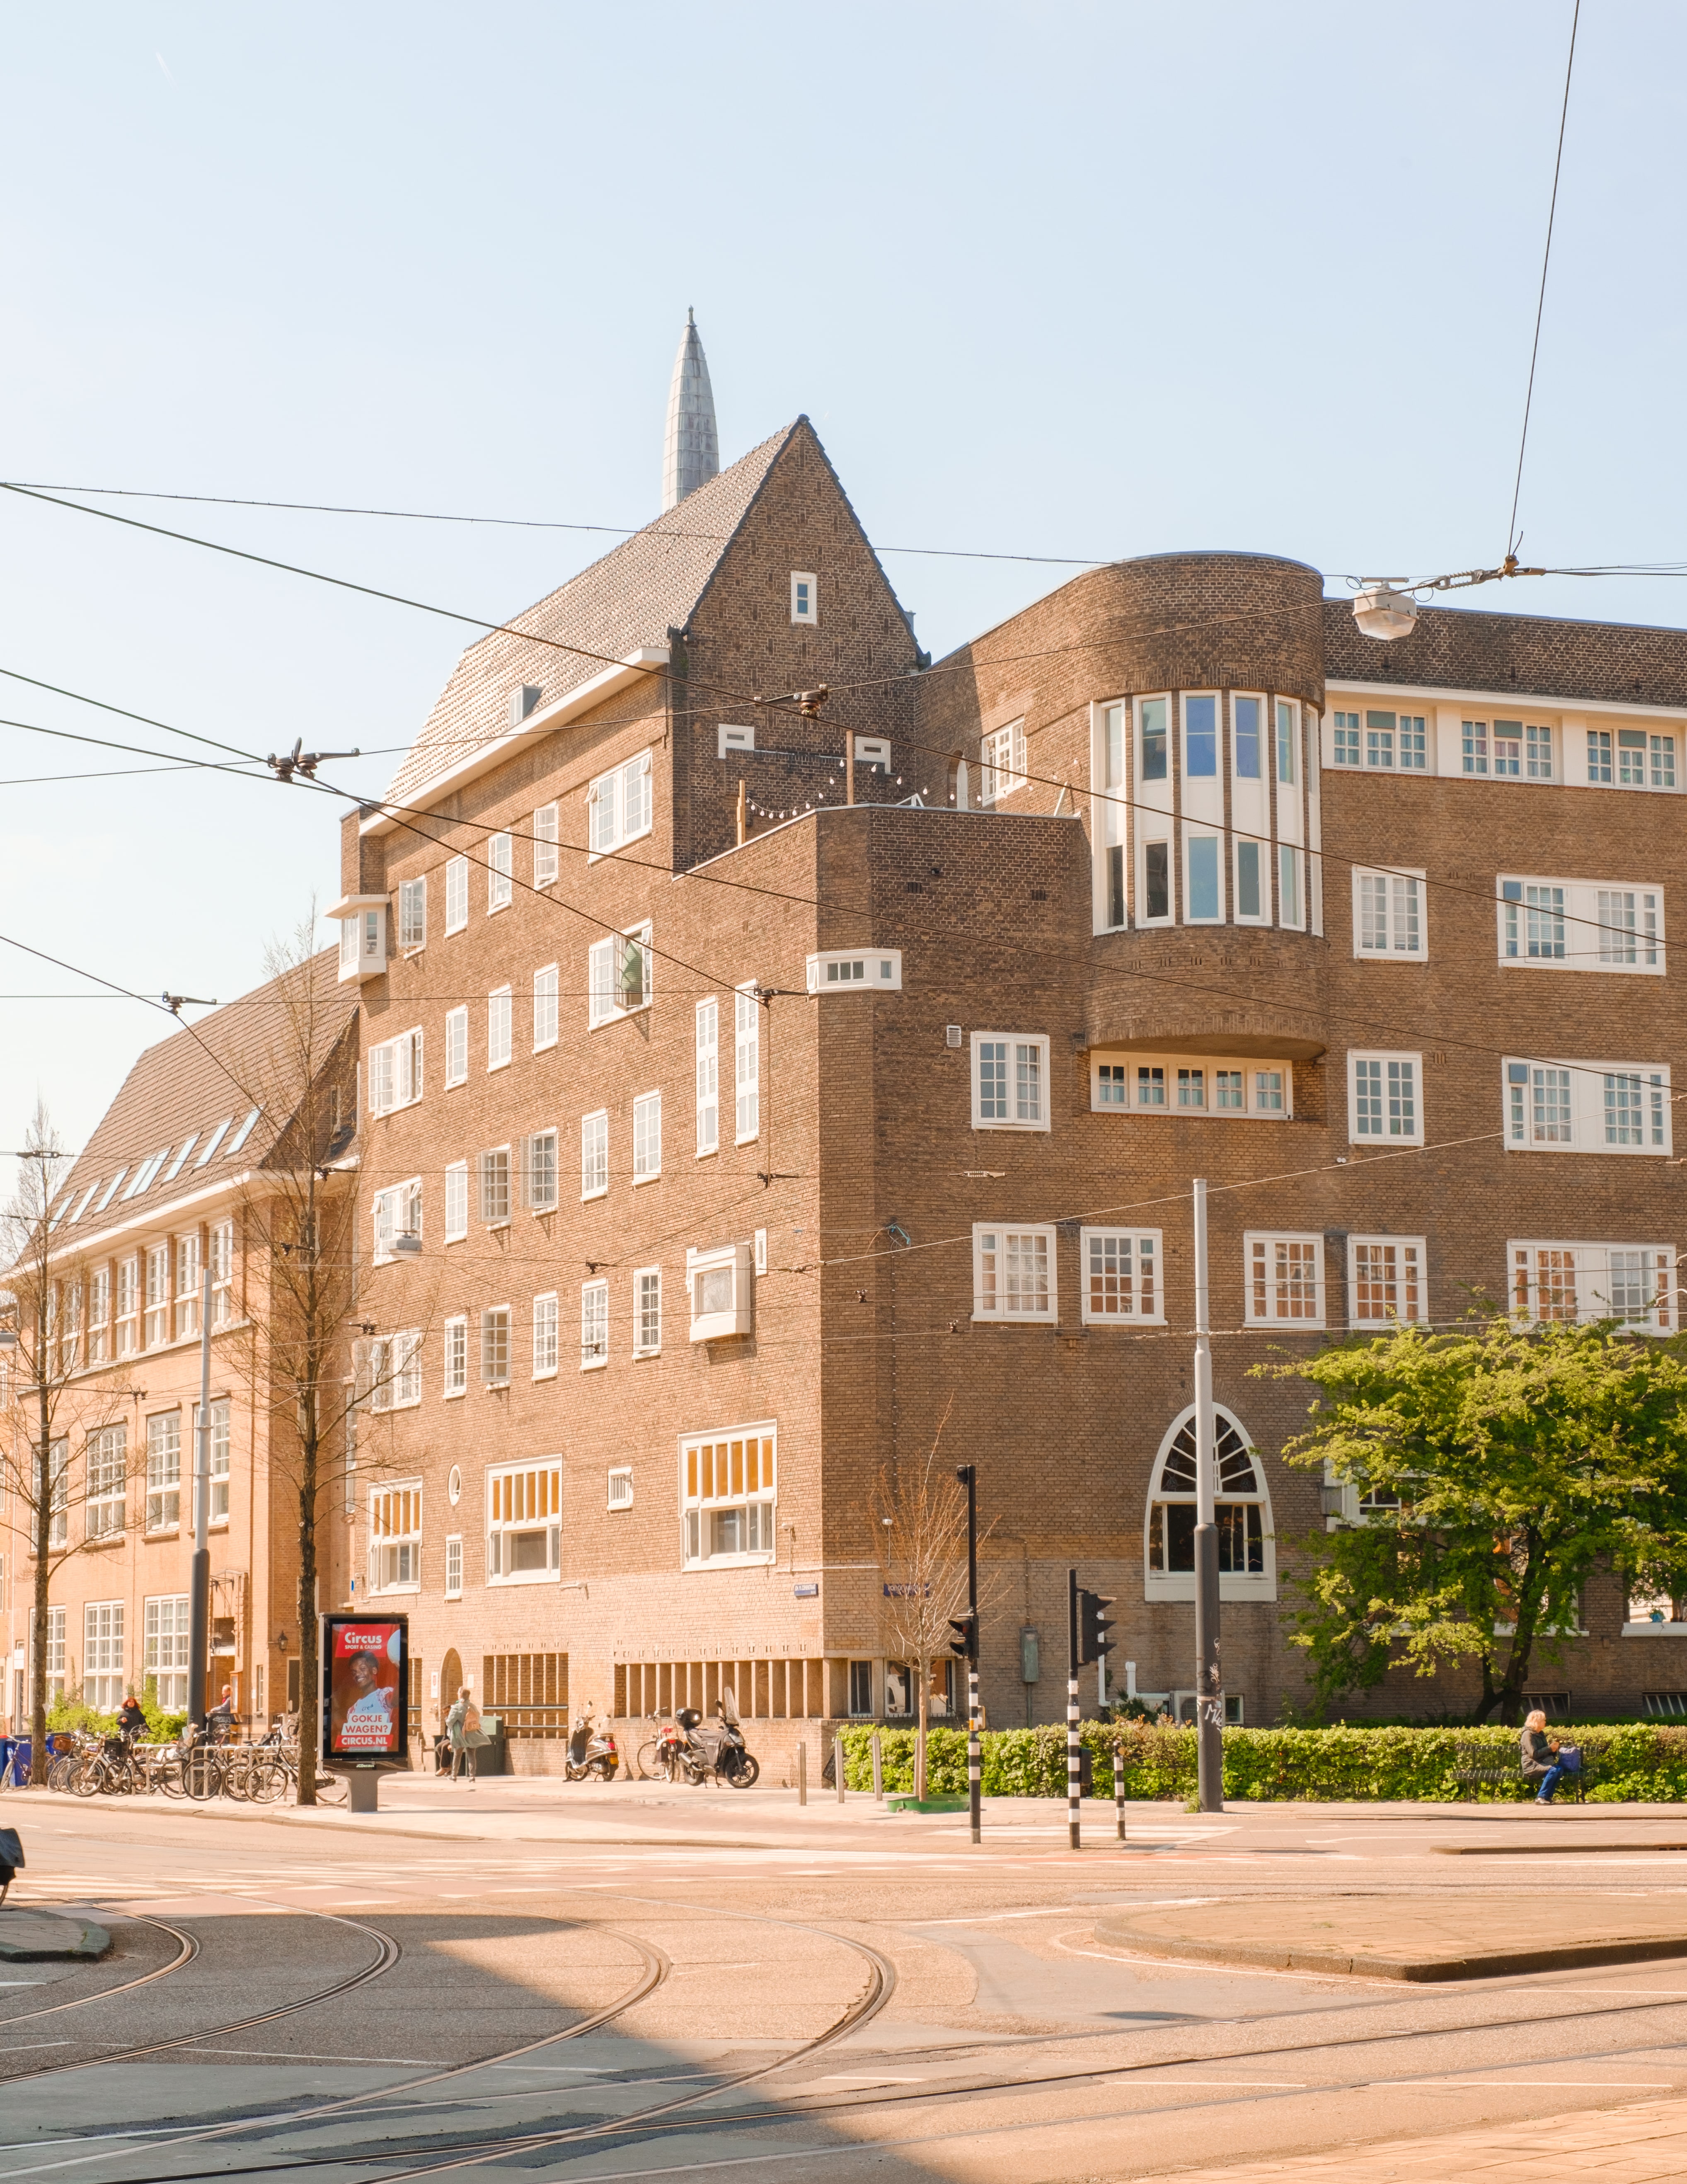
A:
4,2,1684,1182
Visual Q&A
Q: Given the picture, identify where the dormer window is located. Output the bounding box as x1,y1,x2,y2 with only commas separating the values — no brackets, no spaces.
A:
791,572,818,626
509,685,542,726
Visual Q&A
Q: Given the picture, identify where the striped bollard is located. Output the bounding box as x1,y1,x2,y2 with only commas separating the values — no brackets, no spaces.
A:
968,1665,982,1845
1114,1742,1126,1842
1067,1675,1081,1852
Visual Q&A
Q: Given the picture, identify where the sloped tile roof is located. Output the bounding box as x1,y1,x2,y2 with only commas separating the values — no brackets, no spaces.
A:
43,949,353,1253
384,422,799,810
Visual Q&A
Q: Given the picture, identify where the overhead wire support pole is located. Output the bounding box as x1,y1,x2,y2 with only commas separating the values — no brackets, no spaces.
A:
1067,1566,1081,1853
1193,1178,1223,1813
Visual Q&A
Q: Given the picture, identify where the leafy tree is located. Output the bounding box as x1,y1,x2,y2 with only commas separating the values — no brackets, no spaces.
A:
1258,1316,1687,1723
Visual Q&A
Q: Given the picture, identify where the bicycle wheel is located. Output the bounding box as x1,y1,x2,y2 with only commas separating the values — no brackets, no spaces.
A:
247,1757,288,1804
72,1757,104,1798
312,1772,347,1807
636,1740,663,1780
182,1748,217,1801
223,1753,253,1803
47,1755,76,1793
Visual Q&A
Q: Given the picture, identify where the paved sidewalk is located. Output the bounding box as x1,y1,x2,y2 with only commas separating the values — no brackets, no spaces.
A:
1127,2094,1687,2182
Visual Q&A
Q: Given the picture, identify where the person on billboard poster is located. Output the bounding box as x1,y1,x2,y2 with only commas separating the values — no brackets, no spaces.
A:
329,1622,402,1757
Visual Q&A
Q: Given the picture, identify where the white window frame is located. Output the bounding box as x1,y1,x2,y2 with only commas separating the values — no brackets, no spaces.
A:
398,875,426,953
589,920,654,1028
587,750,654,860
368,1029,424,1117
696,998,719,1156
533,801,560,887
980,719,1026,804
532,963,559,1052
1144,1404,1276,1604
806,948,903,992
444,1161,468,1242
522,1127,559,1212
608,1466,634,1510
144,1594,189,1711
1092,1052,1291,1121
372,1178,422,1265
532,1291,559,1380
1498,875,1665,975
972,1224,1057,1323
734,985,760,1143
1511,1241,1677,1333
790,572,818,625
632,1090,662,1183
680,1420,777,1571
581,1110,608,1200
971,1031,1050,1131
1244,1232,1326,1327
1348,1235,1428,1327
487,984,513,1071
85,1423,127,1541
581,1279,609,1370
443,1314,467,1398
368,1479,423,1594
486,1459,563,1586
444,1534,464,1598
368,1329,422,1412
480,1145,512,1224
82,1600,125,1712
480,1306,511,1387
444,1006,468,1088
633,1266,661,1357
1503,1058,1672,1156
145,1410,182,1532
209,1219,235,1327
444,855,469,933
687,1240,755,1342
486,831,513,912
719,722,755,758
1277,843,1304,930
1352,868,1426,958
1348,1050,1423,1145
1079,1228,1164,1325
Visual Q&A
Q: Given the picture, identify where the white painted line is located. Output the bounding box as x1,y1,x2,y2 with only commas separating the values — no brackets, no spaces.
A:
1373,2078,1675,2089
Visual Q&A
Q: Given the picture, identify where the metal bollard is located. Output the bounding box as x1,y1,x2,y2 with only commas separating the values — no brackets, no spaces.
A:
797,1740,807,1805
835,1733,846,1803
871,1730,883,1800
1113,1744,1126,1842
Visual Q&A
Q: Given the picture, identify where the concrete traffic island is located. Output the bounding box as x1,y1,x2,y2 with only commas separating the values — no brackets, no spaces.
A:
1095,1888,1687,1981
0,1908,111,1960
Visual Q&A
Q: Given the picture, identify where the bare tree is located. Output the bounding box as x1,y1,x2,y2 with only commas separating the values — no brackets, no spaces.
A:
1,1103,138,1782
870,1408,995,1801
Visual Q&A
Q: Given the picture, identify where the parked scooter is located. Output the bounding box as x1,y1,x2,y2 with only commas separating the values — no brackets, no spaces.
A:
564,1706,619,1782
675,1692,760,1789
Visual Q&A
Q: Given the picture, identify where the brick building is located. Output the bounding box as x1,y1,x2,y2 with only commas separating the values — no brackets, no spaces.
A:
14,335,1687,1750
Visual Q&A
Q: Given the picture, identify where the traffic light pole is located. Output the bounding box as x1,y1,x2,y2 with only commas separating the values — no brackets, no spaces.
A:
1193,1177,1224,1813
957,1464,981,1847
1066,1566,1081,1852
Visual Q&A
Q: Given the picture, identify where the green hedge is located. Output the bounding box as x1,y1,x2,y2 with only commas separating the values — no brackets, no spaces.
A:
838,1721,1687,1803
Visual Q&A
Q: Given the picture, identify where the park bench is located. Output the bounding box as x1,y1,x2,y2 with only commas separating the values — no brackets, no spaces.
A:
1452,1739,1588,1803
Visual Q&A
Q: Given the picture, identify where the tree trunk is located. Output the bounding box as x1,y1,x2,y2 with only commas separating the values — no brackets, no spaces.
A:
914,1660,928,1801
295,1411,320,1806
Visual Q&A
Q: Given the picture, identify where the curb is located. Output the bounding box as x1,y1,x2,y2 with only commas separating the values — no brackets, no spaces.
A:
1432,1841,1687,1855
1093,1911,1687,1982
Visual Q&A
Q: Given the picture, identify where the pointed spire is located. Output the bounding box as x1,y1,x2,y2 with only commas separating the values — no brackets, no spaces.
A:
663,308,719,511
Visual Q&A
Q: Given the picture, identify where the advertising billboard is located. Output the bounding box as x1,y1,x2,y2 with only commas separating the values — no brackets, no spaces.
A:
319,1613,408,1764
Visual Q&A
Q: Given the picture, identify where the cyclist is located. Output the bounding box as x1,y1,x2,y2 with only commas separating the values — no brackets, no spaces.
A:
116,1691,147,1743
205,1685,237,1743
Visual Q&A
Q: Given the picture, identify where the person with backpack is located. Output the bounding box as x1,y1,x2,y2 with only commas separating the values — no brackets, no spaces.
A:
444,1687,488,1785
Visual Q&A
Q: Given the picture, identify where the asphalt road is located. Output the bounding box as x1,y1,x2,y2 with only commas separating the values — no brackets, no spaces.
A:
6,1779,1687,2182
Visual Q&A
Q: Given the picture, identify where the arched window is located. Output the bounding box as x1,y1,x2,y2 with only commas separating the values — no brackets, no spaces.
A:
1143,1405,1276,1602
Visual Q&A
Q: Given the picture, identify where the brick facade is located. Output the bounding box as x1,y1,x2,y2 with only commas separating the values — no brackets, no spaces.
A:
16,426,1687,1751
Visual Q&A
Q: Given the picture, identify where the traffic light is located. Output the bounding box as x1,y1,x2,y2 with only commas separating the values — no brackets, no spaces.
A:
1076,1588,1114,1668
949,1613,978,1663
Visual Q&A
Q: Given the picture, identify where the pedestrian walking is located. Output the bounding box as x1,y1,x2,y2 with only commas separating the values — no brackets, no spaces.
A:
445,1687,488,1785
1520,1709,1566,1803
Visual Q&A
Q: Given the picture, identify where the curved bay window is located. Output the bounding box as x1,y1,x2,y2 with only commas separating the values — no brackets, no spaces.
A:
1144,1406,1276,1602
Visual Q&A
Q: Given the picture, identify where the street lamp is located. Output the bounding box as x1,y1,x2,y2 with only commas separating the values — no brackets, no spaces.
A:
1351,582,1420,641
